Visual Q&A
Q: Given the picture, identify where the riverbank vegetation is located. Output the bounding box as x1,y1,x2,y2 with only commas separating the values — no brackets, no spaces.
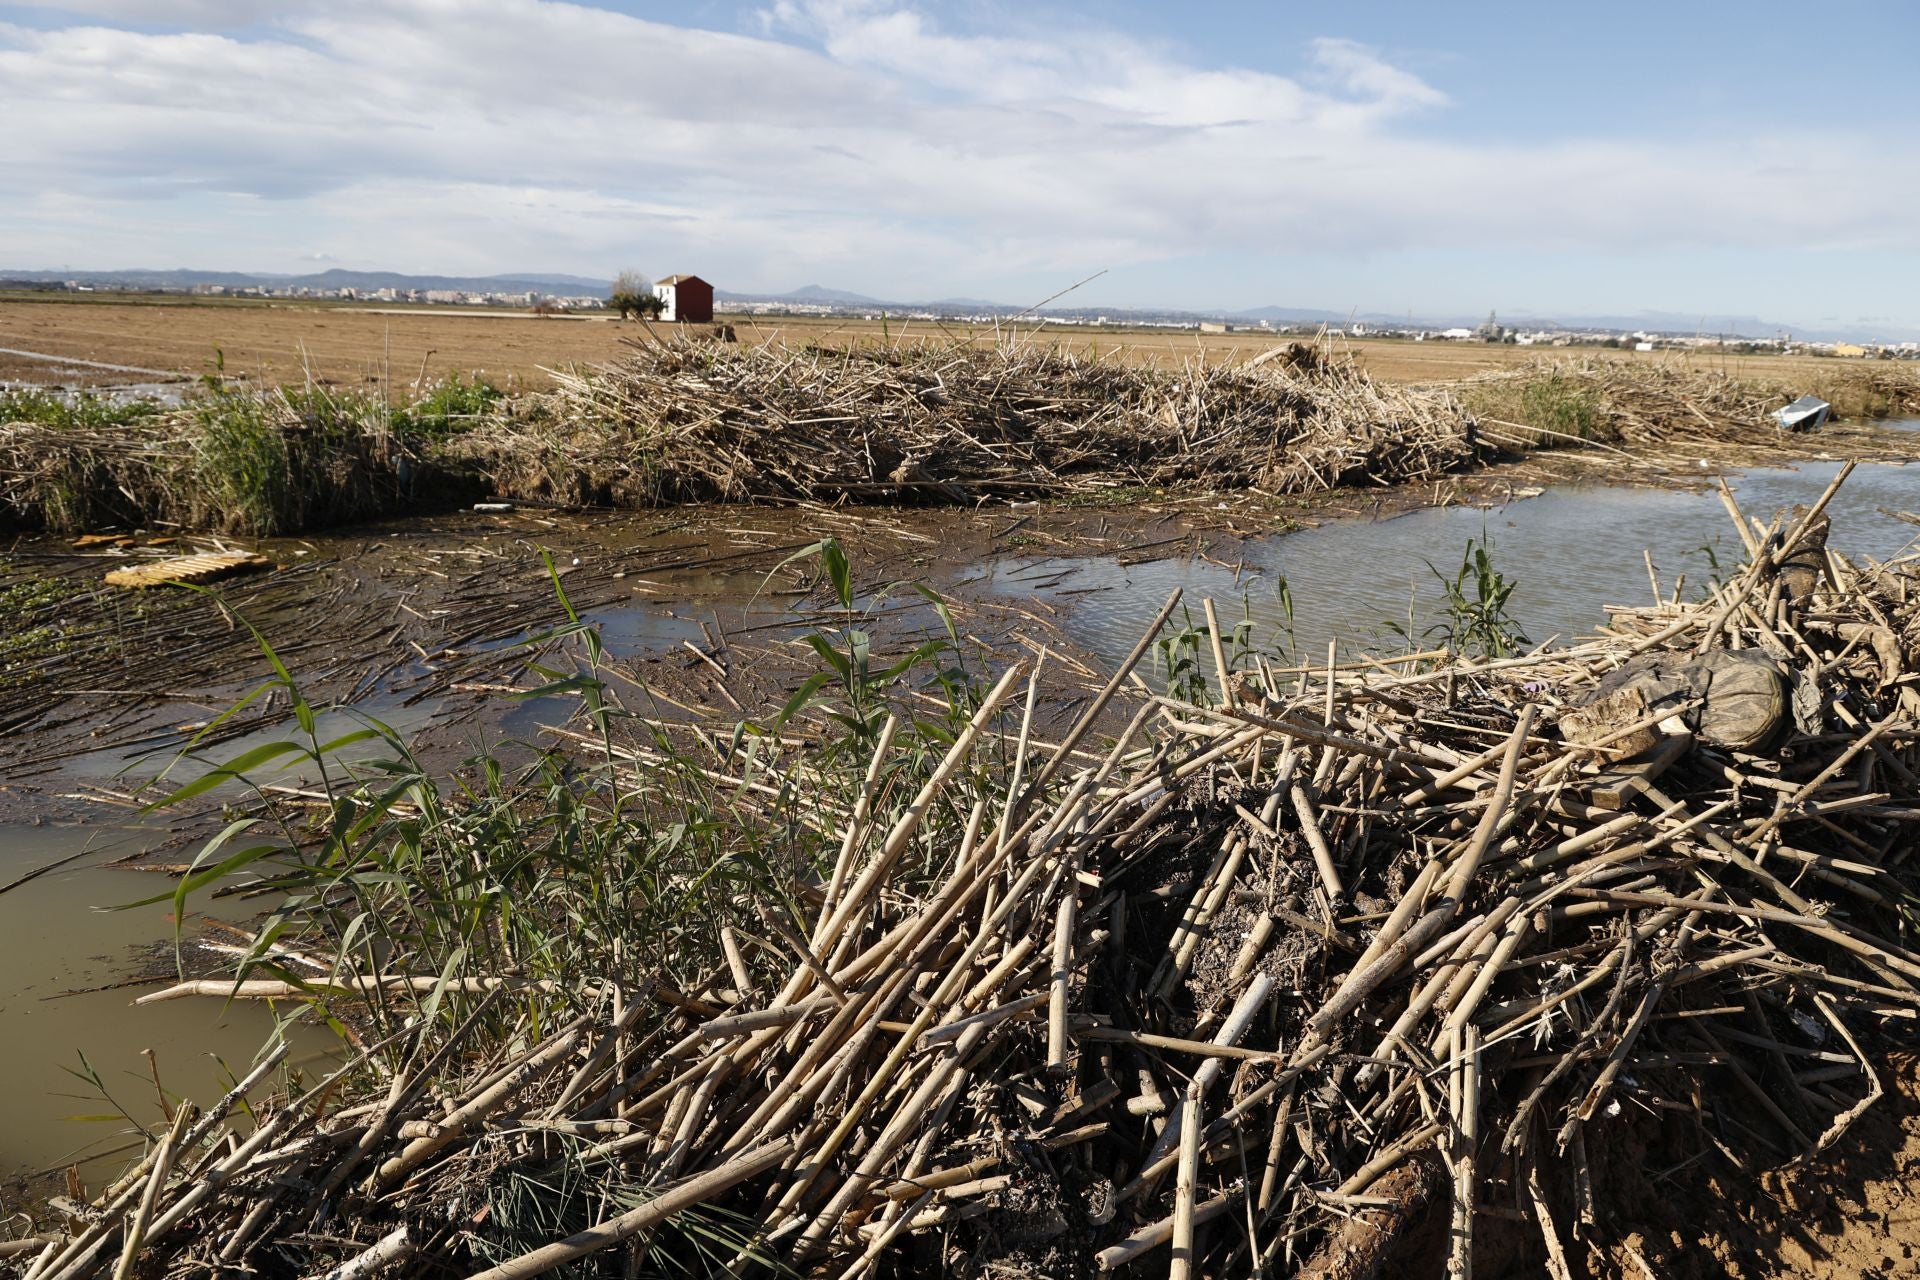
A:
16,476,1920,1277
3,339,1917,538
1457,356,1920,452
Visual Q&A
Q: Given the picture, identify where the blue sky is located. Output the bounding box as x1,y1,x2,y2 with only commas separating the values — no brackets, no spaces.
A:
2,1,1916,332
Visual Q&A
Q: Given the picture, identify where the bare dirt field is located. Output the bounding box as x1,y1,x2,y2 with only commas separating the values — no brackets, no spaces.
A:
0,295,627,392
0,295,1859,393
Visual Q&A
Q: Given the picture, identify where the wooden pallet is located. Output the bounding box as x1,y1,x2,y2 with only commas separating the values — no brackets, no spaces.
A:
104,550,271,589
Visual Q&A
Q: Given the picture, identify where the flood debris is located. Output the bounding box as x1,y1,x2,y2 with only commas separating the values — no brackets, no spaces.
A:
1460,359,1912,458
450,336,1478,508
7,340,1919,539
101,550,269,590
1774,394,1833,432
17,464,1920,1278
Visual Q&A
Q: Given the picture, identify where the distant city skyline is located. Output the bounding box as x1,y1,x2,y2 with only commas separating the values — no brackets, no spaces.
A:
2,1,1917,331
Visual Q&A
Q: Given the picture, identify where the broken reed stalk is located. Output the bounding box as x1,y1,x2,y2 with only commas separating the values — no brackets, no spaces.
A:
23,470,1920,1279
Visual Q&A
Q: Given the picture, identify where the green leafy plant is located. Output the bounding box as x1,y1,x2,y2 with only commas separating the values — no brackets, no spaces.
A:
1146,592,1292,705
394,373,503,439
1431,536,1530,659
1153,606,1212,705
1260,574,1295,668
765,538,983,758
1384,535,1530,661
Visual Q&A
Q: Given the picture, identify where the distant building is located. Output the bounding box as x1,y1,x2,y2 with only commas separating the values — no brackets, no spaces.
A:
1199,321,1231,334
654,274,714,324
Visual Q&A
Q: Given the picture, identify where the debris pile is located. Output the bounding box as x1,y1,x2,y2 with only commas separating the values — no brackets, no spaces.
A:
8,341,1918,537
451,337,1478,507
17,471,1920,1280
0,388,416,537
1463,356,1920,458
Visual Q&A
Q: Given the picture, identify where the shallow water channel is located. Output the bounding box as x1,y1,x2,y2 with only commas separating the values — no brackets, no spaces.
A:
984,458,1920,671
3,453,1916,1186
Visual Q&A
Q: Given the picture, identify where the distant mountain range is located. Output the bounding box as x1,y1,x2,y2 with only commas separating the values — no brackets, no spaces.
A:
756,283,881,304
4,266,1911,343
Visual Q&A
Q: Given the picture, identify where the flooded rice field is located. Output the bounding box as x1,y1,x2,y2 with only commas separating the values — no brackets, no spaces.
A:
2,452,1917,1187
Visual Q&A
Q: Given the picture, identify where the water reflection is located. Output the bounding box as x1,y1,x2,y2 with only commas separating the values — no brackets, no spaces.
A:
991,461,1920,666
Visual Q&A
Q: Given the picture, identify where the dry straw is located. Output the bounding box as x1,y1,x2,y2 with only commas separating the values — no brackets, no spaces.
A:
28,468,1920,1279
447,336,1478,507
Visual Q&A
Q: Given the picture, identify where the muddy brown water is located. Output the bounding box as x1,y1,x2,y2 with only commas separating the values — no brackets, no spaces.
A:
0,823,341,1186
2,453,1917,1185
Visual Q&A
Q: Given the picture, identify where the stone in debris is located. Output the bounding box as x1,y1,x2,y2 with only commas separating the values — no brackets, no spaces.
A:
1578,648,1787,753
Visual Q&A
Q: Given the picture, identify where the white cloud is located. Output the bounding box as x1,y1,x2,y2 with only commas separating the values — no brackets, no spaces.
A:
1308,37,1447,113
0,0,1914,304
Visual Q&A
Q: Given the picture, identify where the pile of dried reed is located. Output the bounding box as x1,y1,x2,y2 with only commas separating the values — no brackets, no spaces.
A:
1460,356,1920,460
449,338,1477,507
24,467,1920,1279
0,421,182,534
7,343,1911,537
0,387,418,536
1833,362,1920,420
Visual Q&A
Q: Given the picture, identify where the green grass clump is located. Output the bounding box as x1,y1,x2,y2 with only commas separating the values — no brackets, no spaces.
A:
120,545,999,1267
186,385,403,535
189,387,295,535
1458,368,1610,451
394,374,504,439
1516,370,1604,442
147,541,996,1051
